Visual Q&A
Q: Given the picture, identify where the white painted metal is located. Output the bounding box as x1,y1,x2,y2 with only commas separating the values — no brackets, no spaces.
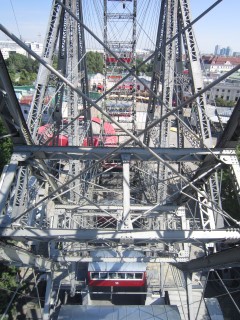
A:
0,1,240,319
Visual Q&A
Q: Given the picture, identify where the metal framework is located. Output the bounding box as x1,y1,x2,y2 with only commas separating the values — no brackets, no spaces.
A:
103,0,137,141
0,0,240,319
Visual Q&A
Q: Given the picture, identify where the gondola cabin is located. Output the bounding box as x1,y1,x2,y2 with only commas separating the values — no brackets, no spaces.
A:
88,262,147,287
107,102,132,117
38,124,68,146
82,117,118,147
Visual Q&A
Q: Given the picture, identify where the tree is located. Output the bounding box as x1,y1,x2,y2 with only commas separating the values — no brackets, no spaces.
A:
0,119,13,173
86,51,104,74
0,265,18,318
221,145,240,222
215,97,235,107
5,53,39,86
135,57,153,75
221,170,239,222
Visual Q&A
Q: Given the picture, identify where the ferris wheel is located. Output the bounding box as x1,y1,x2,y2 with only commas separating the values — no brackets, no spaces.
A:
0,0,240,319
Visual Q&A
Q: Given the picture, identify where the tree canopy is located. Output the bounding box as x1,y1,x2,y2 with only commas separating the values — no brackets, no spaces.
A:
5,53,39,86
0,119,13,173
86,51,104,74
136,57,153,75
215,97,235,107
0,265,18,318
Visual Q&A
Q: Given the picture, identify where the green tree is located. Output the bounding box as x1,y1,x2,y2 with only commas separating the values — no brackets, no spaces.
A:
86,51,104,74
221,145,240,221
136,58,147,75
5,53,39,86
0,265,18,318
215,97,235,107
221,170,239,220
0,119,13,173
136,57,153,76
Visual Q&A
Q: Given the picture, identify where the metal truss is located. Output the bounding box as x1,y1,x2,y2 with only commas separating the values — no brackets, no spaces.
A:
178,245,240,273
0,0,240,319
0,242,55,271
103,0,137,138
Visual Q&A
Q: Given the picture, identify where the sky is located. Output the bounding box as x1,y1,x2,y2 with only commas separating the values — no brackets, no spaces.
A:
0,0,239,54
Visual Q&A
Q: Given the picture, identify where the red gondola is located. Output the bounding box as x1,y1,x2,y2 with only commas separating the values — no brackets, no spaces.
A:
38,124,68,146
88,251,147,287
106,57,132,64
82,117,118,147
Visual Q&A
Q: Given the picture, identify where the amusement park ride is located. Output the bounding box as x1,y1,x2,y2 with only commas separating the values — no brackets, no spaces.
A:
0,0,240,319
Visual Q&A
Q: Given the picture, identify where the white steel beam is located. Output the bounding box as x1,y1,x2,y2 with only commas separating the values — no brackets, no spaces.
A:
121,155,132,229
0,161,18,215
55,256,187,263
185,272,194,320
0,242,55,271
12,146,236,162
0,228,239,243
54,204,177,211
43,272,53,320
178,245,240,272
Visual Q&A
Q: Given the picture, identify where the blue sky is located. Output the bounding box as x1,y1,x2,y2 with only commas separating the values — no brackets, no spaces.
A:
0,0,239,54
190,0,240,53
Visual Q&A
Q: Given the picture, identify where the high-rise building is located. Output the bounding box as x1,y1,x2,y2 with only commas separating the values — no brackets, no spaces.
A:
226,46,232,56
233,52,240,57
220,47,226,56
214,45,233,56
214,44,222,55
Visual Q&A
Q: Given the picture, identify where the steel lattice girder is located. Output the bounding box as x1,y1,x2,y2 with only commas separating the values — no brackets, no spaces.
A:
11,146,237,163
178,245,240,272
0,227,240,243
0,242,56,271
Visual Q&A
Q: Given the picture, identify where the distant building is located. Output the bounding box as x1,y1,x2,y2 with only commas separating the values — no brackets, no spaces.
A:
220,47,226,56
225,46,232,56
136,48,152,59
86,48,104,54
214,45,222,55
202,55,240,74
89,73,105,91
214,45,233,57
25,41,43,58
205,81,240,104
206,105,234,127
0,40,26,59
0,40,43,59
233,52,240,57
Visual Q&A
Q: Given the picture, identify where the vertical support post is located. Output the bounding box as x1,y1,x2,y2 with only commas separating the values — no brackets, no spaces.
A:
121,154,132,229
228,155,240,206
132,0,137,135
179,0,212,148
70,262,76,297
102,0,108,141
0,161,17,216
28,0,62,141
111,286,113,301
185,272,194,320
43,272,53,320
160,262,164,296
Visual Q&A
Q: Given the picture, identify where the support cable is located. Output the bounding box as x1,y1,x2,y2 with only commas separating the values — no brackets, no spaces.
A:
9,0,21,39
